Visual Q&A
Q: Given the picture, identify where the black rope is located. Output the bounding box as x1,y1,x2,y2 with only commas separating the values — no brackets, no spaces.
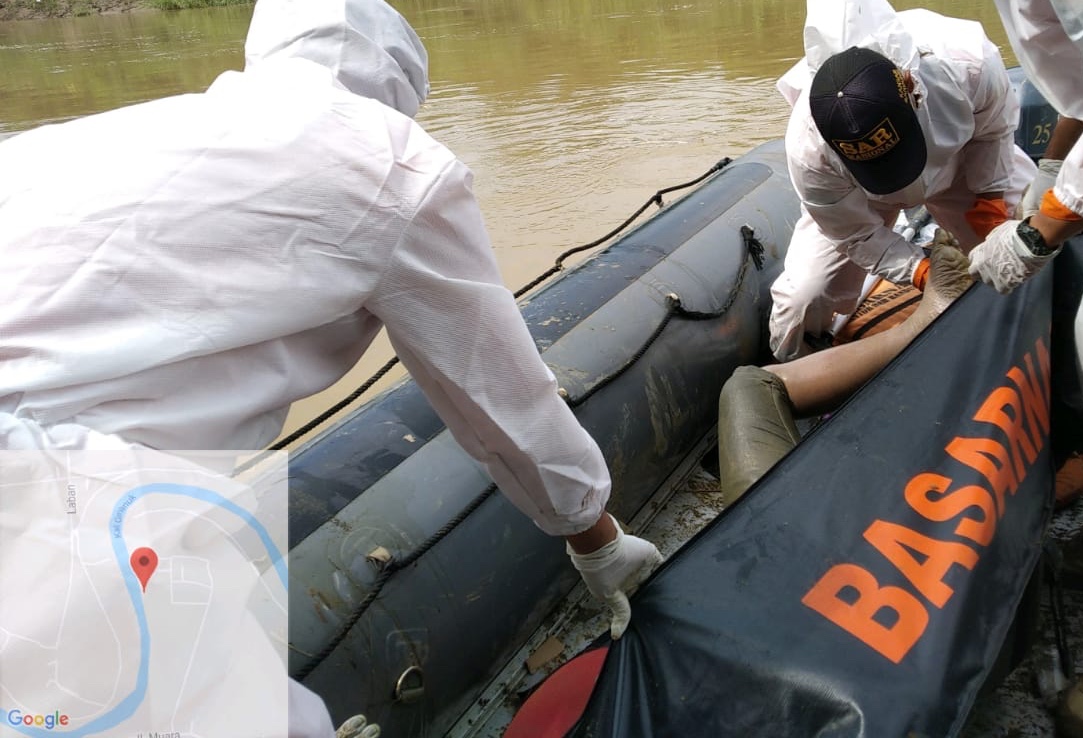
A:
291,482,499,681
258,157,734,462
563,224,764,408
514,158,732,298
233,356,402,475
741,224,765,271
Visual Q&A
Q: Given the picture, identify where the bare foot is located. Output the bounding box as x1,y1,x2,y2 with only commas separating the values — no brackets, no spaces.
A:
911,228,973,326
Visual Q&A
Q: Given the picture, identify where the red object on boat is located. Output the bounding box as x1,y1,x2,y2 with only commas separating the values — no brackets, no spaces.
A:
504,646,610,738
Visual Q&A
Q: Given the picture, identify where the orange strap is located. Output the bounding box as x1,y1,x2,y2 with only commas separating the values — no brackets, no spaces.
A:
1040,189,1083,222
1056,454,1083,509
911,258,930,292
964,197,1010,240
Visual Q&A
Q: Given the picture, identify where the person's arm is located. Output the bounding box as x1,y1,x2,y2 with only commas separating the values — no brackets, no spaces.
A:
969,133,1083,293
1029,120,1083,245
367,151,660,637
785,104,924,286
1017,116,1083,219
959,38,1019,236
1031,152,1083,247
368,156,610,538
1045,117,1083,162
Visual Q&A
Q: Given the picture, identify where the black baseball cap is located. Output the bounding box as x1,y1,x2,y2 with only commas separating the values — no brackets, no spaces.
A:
809,46,927,195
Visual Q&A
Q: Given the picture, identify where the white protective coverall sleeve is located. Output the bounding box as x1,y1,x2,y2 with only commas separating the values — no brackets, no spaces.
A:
958,37,1022,199
1059,137,1083,219
365,154,610,537
289,678,336,738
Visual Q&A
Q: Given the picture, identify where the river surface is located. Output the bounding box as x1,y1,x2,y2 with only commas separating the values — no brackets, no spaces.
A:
0,0,1018,440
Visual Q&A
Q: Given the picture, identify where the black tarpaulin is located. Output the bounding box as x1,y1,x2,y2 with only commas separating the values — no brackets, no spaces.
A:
571,263,1061,737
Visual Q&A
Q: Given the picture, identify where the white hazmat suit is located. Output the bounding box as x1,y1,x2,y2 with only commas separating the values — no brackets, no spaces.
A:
0,0,661,734
0,1,609,538
769,0,1036,361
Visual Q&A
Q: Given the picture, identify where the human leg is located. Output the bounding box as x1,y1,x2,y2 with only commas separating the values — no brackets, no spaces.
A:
718,234,971,504
765,232,972,417
716,366,802,506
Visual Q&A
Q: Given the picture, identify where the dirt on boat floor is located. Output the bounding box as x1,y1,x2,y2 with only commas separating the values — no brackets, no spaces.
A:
962,495,1083,737
0,0,146,21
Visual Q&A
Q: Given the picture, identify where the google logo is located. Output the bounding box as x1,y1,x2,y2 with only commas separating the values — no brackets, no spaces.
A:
4,710,71,729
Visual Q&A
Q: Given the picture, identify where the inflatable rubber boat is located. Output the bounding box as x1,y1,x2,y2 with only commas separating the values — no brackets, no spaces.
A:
287,69,1060,737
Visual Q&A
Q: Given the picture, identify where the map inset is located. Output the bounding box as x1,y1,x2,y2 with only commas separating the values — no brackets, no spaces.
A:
0,449,289,737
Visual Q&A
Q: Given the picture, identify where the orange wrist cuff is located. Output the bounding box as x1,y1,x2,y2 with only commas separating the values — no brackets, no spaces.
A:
964,197,1010,240
1040,189,1083,222
912,257,930,291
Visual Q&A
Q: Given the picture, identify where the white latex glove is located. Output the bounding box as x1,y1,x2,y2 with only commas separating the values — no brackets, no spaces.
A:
967,219,1059,295
567,514,664,639
337,714,380,738
1018,158,1063,219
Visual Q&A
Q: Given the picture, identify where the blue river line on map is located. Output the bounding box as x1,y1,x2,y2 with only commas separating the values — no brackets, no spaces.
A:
4,482,288,738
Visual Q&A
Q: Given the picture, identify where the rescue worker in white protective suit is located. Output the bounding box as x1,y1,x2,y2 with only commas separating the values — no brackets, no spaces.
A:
968,0,1083,292
767,0,1037,361
0,0,663,736
972,2,1083,734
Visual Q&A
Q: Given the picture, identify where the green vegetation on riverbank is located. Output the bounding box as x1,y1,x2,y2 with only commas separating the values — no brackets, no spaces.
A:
0,0,251,21
143,0,250,10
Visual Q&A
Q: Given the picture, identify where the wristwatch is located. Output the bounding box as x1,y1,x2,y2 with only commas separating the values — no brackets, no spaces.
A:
1017,218,1057,257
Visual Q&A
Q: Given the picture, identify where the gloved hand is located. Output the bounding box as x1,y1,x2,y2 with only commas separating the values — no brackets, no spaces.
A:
567,514,664,639
337,714,380,738
1018,159,1063,219
967,219,1059,295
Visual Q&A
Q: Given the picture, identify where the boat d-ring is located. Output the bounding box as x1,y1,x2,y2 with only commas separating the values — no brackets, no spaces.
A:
394,666,425,703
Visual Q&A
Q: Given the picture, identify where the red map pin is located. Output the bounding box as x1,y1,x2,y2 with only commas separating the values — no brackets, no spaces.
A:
130,547,159,593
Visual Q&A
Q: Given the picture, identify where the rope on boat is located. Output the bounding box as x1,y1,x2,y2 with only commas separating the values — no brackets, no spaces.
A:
562,224,765,408
291,481,498,681
514,157,733,297
263,157,733,457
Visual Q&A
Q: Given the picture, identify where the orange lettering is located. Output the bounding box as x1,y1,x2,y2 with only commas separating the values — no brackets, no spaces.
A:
945,436,1016,517
802,563,928,664
904,473,996,546
973,386,1035,484
1008,351,1050,452
863,520,979,607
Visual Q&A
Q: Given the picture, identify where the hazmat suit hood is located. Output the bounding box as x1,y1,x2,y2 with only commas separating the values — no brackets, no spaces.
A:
244,0,430,118
778,0,918,106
